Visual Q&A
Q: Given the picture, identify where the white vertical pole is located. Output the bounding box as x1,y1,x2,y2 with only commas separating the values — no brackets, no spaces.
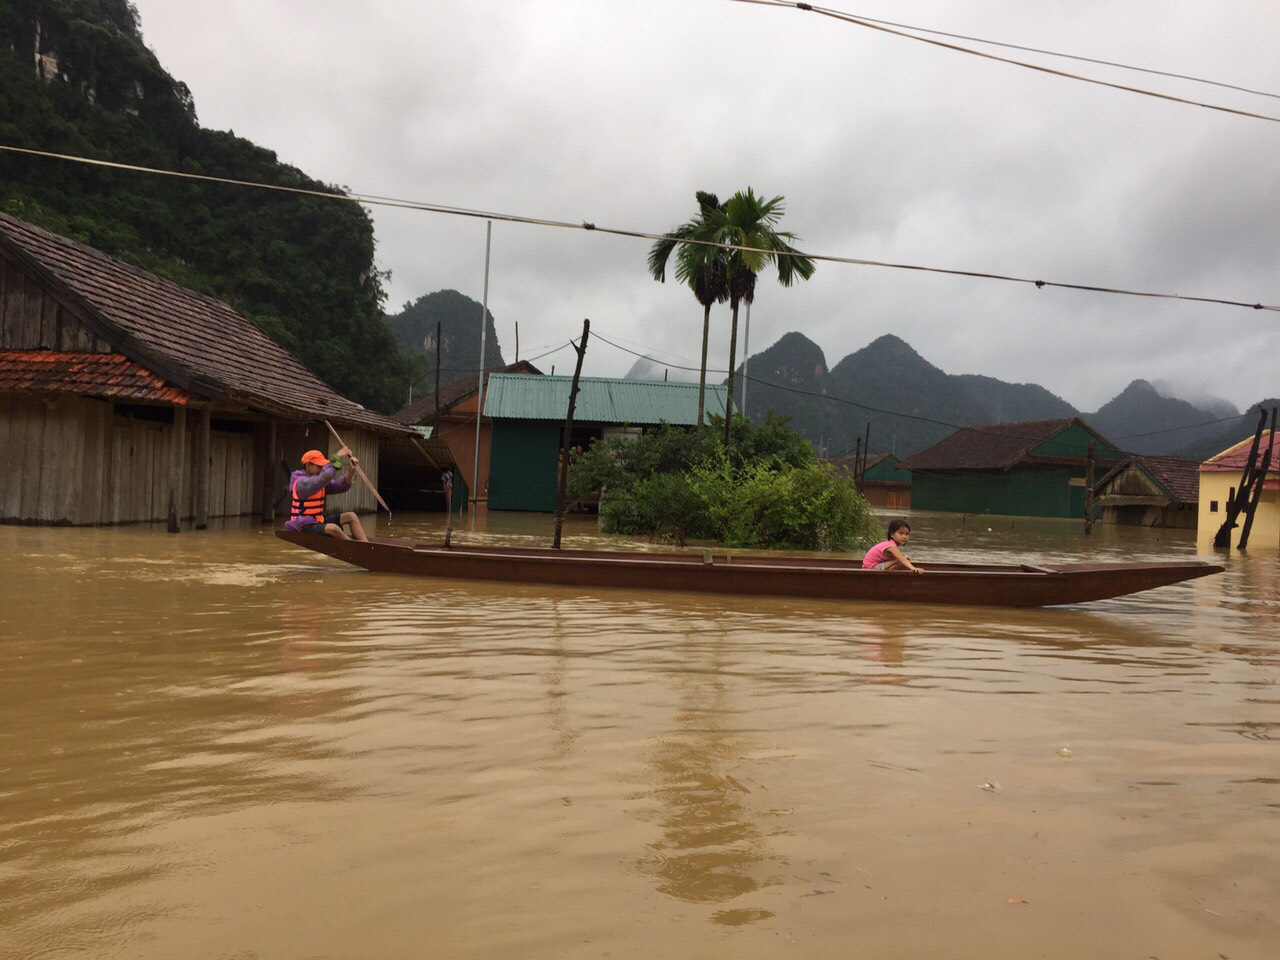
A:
741,299,751,418
472,220,492,519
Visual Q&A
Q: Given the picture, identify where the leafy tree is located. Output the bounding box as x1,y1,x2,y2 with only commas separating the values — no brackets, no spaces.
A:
648,191,727,440
704,189,816,445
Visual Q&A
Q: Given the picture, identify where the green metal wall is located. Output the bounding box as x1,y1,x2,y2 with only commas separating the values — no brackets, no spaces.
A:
913,466,1097,519
488,420,561,512
1031,423,1122,460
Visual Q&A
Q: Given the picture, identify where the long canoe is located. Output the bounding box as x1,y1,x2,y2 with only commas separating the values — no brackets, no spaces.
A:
276,531,1224,608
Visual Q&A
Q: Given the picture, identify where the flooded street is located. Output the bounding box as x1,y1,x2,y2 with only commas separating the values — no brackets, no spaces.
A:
2,513,1277,959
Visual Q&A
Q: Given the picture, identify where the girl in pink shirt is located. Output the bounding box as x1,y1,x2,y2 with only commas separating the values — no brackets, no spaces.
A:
862,519,924,573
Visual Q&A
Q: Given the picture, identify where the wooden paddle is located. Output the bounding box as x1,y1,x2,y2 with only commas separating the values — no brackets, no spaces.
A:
323,419,391,513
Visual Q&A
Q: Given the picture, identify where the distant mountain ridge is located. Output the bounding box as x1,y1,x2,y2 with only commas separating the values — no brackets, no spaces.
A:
735,332,1242,458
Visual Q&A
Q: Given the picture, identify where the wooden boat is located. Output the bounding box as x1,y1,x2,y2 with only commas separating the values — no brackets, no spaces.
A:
276,531,1224,608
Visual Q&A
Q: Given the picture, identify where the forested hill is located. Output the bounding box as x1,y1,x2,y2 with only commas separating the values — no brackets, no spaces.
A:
0,1,419,413
386,290,505,384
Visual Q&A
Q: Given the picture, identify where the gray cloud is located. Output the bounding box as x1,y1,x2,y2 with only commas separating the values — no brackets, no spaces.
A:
131,0,1280,411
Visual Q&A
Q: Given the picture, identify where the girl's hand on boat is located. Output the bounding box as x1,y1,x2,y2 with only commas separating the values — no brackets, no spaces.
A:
912,566,925,574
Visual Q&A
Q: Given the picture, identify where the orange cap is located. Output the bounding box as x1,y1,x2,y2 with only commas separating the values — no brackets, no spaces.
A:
301,449,330,467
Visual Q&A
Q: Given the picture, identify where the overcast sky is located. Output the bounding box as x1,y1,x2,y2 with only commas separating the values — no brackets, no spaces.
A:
129,0,1279,411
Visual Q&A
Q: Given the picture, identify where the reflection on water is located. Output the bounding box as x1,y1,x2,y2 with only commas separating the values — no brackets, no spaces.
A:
1,511,1277,959
636,626,769,907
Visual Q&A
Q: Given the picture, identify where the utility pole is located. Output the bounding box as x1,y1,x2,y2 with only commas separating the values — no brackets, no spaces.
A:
553,319,590,550
1084,440,1095,535
471,221,492,524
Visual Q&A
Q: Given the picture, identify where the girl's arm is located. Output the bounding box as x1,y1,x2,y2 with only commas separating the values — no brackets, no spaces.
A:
887,544,925,574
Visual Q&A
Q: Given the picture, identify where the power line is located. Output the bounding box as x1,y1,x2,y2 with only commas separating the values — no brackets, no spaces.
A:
590,329,1244,453
732,3,1280,101
727,0,1280,124
2,143,1277,313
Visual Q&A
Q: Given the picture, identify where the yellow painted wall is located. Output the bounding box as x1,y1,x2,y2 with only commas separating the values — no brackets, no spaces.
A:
1199,472,1280,548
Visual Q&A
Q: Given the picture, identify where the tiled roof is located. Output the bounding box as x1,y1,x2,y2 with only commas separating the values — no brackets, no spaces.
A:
483,374,728,425
1135,455,1200,503
899,419,1078,471
0,350,194,404
392,361,543,425
1201,430,1278,472
0,213,407,434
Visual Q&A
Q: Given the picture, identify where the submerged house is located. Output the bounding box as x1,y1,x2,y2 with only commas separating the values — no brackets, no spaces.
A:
483,374,729,512
1198,430,1279,548
899,418,1123,519
389,360,543,510
1092,455,1199,528
0,213,408,527
830,452,912,509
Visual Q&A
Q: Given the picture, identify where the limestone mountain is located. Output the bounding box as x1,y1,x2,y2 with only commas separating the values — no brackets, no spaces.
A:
737,331,831,443
386,290,505,385
0,0,417,412
735,332,1233,458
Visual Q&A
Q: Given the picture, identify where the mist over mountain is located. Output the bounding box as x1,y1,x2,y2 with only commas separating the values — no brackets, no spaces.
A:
1089,379,1237,455
623,354,697,383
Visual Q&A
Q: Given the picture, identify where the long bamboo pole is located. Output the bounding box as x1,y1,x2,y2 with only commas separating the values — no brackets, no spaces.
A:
323,419,390,513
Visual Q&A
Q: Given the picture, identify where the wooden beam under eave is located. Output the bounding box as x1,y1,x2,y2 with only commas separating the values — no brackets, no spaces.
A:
261,416,278,524
168,403,187,533
194,405,211,529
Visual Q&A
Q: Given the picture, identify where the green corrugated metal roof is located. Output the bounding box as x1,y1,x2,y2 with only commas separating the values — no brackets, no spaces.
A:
483,374,728,425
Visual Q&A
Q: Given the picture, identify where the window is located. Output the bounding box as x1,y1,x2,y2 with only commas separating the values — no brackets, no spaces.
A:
1210,500,1218,513
887,491,902,508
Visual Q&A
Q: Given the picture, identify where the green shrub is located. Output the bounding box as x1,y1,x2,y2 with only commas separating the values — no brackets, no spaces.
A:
567,413,878,551
688,454,880,550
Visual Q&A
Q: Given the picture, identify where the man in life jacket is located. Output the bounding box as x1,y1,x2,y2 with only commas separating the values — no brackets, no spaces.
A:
283,447,369,541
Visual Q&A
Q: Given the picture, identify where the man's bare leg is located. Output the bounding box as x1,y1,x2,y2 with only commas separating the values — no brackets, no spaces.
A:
340,511,369,542
323,522,351,540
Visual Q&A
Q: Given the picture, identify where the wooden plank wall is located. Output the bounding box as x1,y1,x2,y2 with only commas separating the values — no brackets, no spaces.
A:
0,394,257,525
275,421,381,514
1,254,112,352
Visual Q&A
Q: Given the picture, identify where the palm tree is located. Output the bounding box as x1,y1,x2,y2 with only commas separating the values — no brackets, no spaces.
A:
647,191,728,440
706,189,816,445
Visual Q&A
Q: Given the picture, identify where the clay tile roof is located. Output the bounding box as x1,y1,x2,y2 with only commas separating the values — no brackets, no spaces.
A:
899,419,1079,471
1134,455,1200,503
0,213,407,434
393,361,543,425
0,350,194,404
1201,430,1278,472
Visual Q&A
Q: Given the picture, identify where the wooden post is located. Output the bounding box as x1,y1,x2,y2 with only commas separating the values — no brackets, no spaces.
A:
853,437,862,492
861,422,871,487
261,417,277,523
167,403,187,533
1237,407,1276,551
1214,409,1267,548
553,319,590,550
1084,440,1095,535
194,406,211,529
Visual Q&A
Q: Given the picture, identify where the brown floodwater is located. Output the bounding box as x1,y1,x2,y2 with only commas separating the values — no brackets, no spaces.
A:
1,511,1277,959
